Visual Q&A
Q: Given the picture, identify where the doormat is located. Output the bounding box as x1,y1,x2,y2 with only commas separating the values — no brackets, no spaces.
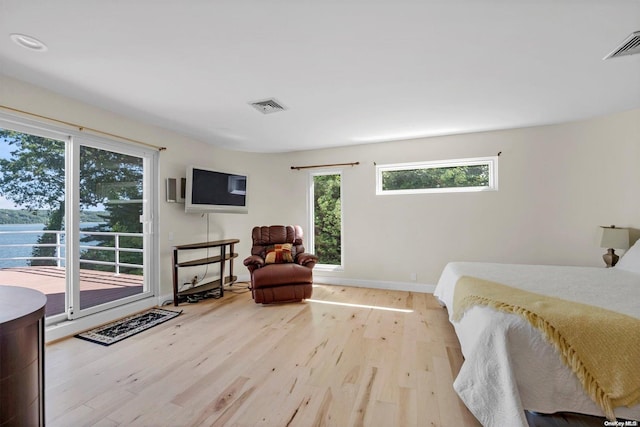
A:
75,308,182,346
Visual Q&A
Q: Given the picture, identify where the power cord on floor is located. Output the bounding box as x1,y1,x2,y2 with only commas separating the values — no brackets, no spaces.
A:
226,281,251,294
162,282,251,307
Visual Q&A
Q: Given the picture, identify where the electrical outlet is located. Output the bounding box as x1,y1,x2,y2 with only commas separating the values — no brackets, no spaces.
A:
410,273,417,281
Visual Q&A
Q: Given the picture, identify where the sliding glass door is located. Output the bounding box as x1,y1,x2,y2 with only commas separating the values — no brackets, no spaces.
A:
0,124,68,318
69,143,152,319
0,116,157,321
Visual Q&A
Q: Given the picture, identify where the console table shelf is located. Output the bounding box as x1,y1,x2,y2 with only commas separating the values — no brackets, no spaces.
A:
177,253,237,268
171,239,239,306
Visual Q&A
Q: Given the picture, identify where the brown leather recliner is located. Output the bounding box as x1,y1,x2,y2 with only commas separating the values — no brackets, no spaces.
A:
243,225,317,304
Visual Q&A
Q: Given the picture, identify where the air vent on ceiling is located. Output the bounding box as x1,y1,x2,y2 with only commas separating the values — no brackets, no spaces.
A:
249,98,286,114
603,31,640,60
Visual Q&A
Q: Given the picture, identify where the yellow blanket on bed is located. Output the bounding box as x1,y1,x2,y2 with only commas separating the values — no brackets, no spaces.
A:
453,276,640,421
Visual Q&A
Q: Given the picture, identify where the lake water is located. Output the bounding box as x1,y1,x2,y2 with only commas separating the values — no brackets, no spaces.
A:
0,223,104,268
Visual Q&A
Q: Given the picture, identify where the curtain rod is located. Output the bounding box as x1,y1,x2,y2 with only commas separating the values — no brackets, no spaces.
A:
0,105,167,151
291,161,360,170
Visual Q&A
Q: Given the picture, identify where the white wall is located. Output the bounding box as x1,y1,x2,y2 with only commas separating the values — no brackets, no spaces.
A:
279,109,640,288
2,75,639,298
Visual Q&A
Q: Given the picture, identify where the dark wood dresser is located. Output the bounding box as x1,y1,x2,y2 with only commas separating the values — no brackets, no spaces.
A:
0,285,46,427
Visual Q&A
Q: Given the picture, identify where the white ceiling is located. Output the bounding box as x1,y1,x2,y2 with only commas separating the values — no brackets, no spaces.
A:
1,1,639,153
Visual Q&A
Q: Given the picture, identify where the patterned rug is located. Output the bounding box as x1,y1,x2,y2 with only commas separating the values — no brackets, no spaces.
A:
75,308,181,346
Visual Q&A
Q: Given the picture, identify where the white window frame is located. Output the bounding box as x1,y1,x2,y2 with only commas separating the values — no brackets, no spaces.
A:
376,156,498,195
307,169,344,271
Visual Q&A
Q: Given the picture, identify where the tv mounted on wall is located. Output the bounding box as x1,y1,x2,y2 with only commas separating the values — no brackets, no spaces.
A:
185,165,248,214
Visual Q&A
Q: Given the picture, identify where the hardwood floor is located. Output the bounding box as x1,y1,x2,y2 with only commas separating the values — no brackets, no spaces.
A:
45,284,481,427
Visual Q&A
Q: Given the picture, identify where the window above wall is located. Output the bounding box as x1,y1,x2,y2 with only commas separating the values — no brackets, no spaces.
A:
376,156,498,195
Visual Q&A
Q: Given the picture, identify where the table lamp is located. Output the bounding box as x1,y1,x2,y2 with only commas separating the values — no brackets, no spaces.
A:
599,225,629,267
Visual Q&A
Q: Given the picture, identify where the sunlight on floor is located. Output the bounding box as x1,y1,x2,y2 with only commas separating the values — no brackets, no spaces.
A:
307,298,413,313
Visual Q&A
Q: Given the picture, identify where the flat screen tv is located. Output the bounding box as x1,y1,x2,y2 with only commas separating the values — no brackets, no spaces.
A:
185,166,248,214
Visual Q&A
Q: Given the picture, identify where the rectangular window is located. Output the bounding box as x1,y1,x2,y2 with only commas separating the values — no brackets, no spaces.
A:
376,156,498,195
309,171,343,268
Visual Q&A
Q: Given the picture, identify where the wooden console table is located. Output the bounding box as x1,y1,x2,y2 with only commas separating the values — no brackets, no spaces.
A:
171,239,240,306
0,285,46,427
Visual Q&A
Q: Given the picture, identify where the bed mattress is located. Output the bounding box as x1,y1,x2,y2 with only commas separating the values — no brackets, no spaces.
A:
433,262,640,426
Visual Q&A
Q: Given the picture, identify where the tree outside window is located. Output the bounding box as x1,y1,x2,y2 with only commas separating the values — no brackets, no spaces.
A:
312,173,341,266
377,157,498,195
0,128,143,273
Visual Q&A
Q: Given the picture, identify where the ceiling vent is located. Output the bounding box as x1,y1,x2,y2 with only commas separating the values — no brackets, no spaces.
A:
249,98,286,114
603,31,640,60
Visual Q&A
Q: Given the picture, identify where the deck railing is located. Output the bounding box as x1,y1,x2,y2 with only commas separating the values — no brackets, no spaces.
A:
0,229,143,274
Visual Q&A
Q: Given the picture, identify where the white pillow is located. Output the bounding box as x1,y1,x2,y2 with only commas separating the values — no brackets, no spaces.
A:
616,239,640,274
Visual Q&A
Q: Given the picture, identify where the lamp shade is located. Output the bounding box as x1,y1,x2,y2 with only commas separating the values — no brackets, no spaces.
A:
600,226,630,250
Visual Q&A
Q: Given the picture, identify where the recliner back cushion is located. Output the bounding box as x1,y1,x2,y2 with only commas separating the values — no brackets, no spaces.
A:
251,225,305,257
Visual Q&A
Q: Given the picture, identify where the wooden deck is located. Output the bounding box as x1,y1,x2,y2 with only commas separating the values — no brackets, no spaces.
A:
0,266,143,317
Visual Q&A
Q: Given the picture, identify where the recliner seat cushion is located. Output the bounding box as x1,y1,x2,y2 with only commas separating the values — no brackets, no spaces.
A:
253,284,312,304
251,263,313,288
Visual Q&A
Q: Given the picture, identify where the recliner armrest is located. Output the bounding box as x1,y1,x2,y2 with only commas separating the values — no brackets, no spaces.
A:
296,252,318,269
244,255,265,273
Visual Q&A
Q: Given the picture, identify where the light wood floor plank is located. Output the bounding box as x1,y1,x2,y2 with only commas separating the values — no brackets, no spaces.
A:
45,284,480,427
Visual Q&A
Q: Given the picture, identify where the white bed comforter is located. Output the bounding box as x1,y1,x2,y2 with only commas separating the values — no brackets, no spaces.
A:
433,262,640,426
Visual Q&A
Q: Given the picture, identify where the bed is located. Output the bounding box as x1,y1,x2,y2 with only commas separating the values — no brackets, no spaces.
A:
433,240,640,427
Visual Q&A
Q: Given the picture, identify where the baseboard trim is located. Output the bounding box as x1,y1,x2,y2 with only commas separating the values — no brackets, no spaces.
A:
237,273,434,293
312,276,435,293
156,275,434,309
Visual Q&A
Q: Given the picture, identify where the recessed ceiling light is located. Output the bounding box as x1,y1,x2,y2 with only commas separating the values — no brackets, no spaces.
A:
10,33,48,52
